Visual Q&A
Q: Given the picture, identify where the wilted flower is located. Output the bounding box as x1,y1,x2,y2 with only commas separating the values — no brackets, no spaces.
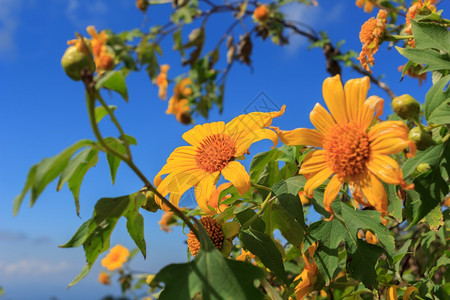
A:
358,10,387,72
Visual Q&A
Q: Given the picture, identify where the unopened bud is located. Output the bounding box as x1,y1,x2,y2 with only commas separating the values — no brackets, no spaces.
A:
61,45,95,81
392,94,420,120
416,163,431,173
408,127,434,150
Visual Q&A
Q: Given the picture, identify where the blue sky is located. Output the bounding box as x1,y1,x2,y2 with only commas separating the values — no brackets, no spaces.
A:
1,0,448,299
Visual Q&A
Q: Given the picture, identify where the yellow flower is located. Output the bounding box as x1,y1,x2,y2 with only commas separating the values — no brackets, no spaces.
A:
86,26,114,72
273,75,415,220
355,0,374,13
155,106,285,213
236,248,257,265
295,243,318,300
98,271,111,285
208,182,233,213
358,9,387,73
358,230,379,244
158,211,176,232
101,244,130,271
253,4,269,22
166,78,193,124
156,64,170,100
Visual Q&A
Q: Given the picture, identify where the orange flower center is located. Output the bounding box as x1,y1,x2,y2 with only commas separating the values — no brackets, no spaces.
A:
195,134,236,172
323,122,370,180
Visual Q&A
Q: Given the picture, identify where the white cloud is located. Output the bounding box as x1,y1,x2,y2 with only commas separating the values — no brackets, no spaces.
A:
0,259,71,277
0,0,21,60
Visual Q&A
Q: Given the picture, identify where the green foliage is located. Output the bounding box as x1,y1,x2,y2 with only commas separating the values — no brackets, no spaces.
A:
95,71,128,102
425,74,450,125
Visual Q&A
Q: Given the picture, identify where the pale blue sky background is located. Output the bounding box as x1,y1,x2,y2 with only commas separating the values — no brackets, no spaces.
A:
1,0,447,299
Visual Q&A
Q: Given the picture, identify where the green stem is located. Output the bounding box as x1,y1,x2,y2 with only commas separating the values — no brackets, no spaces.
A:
441,133,450,143
83,78,199,238
241,192,275,229
251,182,272,192
96,92,132,159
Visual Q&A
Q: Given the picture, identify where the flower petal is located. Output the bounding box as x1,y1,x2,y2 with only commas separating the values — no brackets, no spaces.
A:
221,161,251,195
235,128,279,156
322,75,348,123
367,154,413,189
368,121,414,155
182,122,226,146
226,106,285,146
310,103,336,134
299,150,328,174
195,172,220,213
356,171,388,216
323,175,343,219
302,166,333,197
271,126,323,147
344,76,370,123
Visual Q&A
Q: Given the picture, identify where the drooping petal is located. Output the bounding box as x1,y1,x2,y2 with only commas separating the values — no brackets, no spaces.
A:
182,122,226,146
322,75,348,123
365,95,384,121
272,127,323,147
226,106,285,147
221,161,251,195
235,128,279,156
344,76,370,124
302,166,333,197
309,103,336,134
195,172,220,213
356,171,388,216
367,154,413,189
299,150,328,174
323,175,343,219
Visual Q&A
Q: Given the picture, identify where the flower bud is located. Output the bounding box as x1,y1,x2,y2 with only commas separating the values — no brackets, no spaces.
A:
408,127,434,150
61,45,95,81
416,163,431,173
392,94,420,120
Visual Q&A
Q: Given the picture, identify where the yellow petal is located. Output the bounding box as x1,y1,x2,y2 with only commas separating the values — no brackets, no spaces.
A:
221,161,251,195
323,175,343,219
322,75,348,123
226,105,285,145
303,166,333,197
272,126,323,147
299,150,328,174
310,103,336,134
344,76,370,124
195,172,220,213
367,154,413,189
403,287,418,300
369,121,413,155
182,122,226,147
235,128,279,156
357,171,388,216
386,285,398,300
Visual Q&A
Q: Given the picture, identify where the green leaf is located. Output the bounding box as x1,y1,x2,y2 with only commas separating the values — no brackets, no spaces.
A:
345,235,384,288
94,105,117,123
387,184,403,222
425,74,450,125
403,143,445,177
57,147,99,215
125,193,147,258
61,193,146,287
249,149,281,181
393,240,411,272
104,137,128,184
410,19,450,53
13,140,95,215
396,47,450,72
272,177,306,225
303,219,346,283
235,208,265,232
96,71,128,102
263,204,305,248
339,203,395,262
240,228,288,283
154,219,265,300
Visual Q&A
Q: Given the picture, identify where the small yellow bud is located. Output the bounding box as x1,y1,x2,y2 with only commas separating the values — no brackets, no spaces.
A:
408,127,434,150
392,94,420,120
416,163,431,173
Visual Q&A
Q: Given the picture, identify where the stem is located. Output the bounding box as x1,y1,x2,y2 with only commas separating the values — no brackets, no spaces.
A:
83,74,199,238
251,182,272,192
241,193,275,229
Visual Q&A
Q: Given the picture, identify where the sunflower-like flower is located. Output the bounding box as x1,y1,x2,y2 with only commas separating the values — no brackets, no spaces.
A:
294,243,318,300
358,9,387,73
208,182,233,213
156,64,170,100
355,0,374,13
166,78,193,124
273,75,415,220
101,244,130,271
155,106,285,213
86,26,114,72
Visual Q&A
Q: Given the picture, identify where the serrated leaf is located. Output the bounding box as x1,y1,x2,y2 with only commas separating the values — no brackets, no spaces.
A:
13,140,95,215
61,193,146,287
396,47,450,72
96,71,128,102
425,74,450,125
410,19,450,53
303,219,346,283
403,143,445,177
240,228,287,283
387,184,403,222
94,105,117,123
104,137,128,184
